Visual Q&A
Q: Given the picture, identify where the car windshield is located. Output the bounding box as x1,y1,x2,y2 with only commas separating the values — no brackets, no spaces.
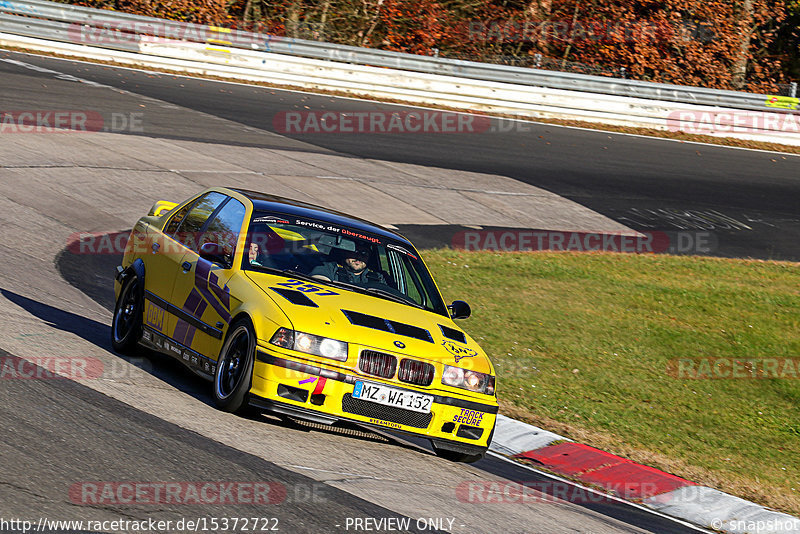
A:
242,212,448,316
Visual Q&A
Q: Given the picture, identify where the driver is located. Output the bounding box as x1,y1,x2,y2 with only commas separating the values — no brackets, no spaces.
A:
311,244,386,286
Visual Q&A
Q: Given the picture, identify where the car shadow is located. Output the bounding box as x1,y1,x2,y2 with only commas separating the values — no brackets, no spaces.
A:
48,242,422,450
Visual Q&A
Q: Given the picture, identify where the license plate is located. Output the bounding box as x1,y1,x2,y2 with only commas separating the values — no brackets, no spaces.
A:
352,381,433,414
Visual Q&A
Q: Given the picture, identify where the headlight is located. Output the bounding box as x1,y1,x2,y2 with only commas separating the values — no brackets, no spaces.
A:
442,365,495,395
269,328,348,361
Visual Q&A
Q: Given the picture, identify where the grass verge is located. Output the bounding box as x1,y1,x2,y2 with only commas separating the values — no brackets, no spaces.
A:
425,250,800,515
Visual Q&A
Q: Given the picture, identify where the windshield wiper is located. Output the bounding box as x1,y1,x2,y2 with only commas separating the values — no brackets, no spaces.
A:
280,269,322,283
255,269,425,309
321,280,421,307
249,266,321,283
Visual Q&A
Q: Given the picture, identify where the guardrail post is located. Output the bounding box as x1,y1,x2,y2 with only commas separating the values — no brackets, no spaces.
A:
791,82,797,98
620,67,627,79
534,54,541,68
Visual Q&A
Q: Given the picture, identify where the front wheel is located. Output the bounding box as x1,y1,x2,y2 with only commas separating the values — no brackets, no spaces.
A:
111,274,143,353
213,319,255,413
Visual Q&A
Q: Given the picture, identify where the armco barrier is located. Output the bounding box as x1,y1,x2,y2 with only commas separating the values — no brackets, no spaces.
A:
2,27,800,147
1,1,799,146
0,0,790,111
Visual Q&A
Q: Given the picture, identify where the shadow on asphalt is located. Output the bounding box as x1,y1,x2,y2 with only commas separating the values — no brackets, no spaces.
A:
45,250,419,449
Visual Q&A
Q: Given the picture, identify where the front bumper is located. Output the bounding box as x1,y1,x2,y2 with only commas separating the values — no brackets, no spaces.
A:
250,346,497,453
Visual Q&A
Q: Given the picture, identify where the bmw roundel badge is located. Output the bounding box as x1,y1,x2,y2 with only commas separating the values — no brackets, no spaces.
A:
394,341,406,349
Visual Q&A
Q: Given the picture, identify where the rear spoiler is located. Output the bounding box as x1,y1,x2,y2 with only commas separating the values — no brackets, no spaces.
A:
148,200,179,217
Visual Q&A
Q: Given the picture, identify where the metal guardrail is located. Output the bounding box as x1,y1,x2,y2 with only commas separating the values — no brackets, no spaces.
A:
0,0,783,112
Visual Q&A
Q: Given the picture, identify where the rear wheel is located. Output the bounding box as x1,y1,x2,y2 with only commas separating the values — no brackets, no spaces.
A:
213,319,255,413
111,274,142,353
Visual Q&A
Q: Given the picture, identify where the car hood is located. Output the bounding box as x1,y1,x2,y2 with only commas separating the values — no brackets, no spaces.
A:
245,271,492,374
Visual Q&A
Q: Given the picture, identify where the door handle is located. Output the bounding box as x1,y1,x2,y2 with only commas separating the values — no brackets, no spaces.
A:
182,261,192,271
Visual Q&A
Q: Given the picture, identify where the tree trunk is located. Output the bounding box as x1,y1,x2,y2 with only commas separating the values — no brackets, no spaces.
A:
319,0,331,40
731,0,754,89
361,0,384,47
286,1,302,39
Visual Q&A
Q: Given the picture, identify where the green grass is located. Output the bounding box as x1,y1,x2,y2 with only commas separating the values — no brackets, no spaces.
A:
425,250,800,514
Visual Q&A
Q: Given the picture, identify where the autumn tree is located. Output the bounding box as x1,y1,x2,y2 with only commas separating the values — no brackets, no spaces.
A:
59,0,796,91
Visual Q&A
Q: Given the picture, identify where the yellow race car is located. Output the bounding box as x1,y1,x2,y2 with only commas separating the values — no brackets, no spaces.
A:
112,187,497,462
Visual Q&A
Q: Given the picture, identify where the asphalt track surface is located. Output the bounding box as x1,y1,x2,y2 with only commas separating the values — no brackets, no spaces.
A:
0,47,785,534
2,49,798,260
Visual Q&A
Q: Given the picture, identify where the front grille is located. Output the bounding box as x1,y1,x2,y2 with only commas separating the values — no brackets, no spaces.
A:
359,350,397,379
398,358,435,386
342,394,433,428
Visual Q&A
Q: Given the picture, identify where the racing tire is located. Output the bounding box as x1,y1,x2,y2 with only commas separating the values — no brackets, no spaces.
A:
431,442,485,464
213,319,256,413
111,274,143,353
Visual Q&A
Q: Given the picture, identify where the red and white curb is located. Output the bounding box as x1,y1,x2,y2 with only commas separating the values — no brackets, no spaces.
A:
489,415,800,534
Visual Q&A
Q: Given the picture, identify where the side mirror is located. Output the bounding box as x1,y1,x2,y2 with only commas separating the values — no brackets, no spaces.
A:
448,300,471,320
199,242,231,268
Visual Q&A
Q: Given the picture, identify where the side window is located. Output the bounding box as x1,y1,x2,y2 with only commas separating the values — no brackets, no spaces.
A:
164,200,196,236
200,198,246,263
387,250,428,308
399,256,425,306
174,192,227,251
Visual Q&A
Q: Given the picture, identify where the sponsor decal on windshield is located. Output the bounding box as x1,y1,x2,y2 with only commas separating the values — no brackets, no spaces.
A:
386,243,418,260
